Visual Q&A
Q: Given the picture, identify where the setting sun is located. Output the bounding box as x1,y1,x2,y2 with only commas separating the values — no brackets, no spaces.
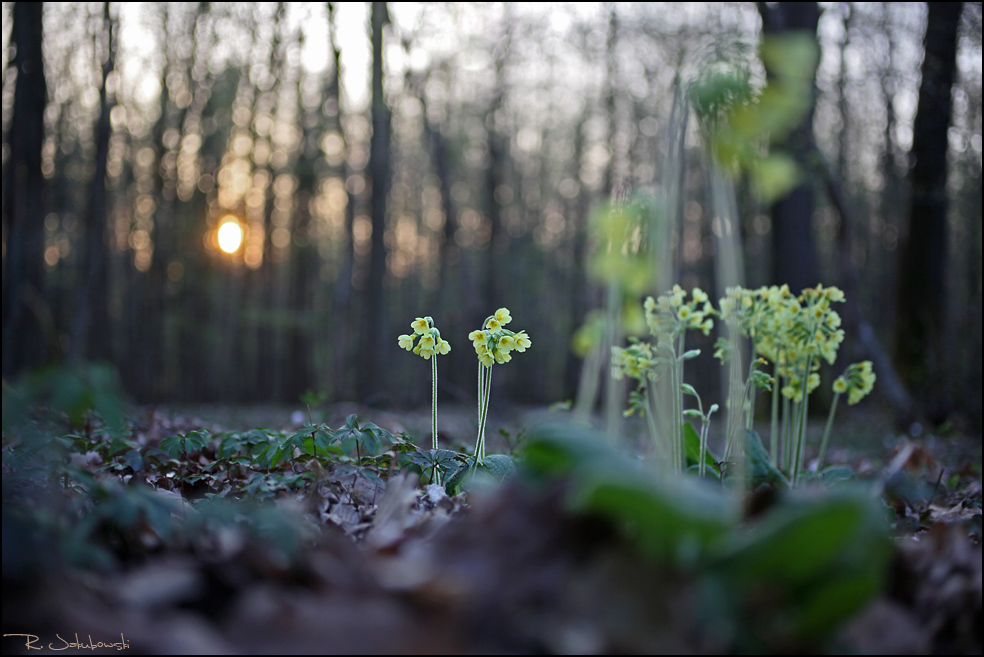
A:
217,220,243,253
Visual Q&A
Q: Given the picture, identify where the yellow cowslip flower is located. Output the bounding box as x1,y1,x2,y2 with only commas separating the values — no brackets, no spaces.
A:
494,350,512,365
479,352,495,367
469,329,486,345
437,339,451,355
498,335,516,352
398,334,415,351
411,317,430,335
486,317,502,331
700,319,713,335
419,333,436,351
495,307,512,325
418,346,436,360
678,306,692,321
833,377,848,394
693,288,709,304
514,331,531,352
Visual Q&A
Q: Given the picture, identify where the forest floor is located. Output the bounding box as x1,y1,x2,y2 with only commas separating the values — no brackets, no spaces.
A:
2,400,981,654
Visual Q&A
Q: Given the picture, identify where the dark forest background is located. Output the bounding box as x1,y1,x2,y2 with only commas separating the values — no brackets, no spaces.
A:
2,2,981,429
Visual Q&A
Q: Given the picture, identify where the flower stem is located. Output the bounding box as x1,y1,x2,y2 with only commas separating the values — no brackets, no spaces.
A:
644,386,665,460
432,356,438,451
792,354,813,487
474,364,493,463
745,338,757,431
816,392,840,475
699,419,709,478
769,361,780,467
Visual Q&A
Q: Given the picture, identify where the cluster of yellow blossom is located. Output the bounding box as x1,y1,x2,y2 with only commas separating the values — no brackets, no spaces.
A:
611,286,712,382
469,307,531,367
719,284,848,402
611,340,657,382
833,360,876,405
398,316,451,360
643,285,715,340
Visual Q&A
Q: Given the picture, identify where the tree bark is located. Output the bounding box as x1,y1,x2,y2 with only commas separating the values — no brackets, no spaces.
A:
69,2,116,364
758,2,821,293
893,1,963,421
2,2,48,378
360,1,391,401
483,8,511,314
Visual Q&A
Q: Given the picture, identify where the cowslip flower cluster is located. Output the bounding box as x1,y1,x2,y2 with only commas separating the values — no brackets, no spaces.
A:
469,308,531,367
611,339,658,382
399,316,451,359
471,308,530,461
399,316,450,454
833,360,876,405
818,360,877,472
718,284,845,403
612,287,714,472
643,285,715,341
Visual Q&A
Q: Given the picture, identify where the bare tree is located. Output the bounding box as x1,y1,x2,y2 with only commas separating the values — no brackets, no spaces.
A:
894,1,964,421
69,2,116,364
757,2,821,292
2,1,48,377
360,1,391,400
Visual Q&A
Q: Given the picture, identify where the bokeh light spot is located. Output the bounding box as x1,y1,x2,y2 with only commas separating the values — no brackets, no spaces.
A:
218,220,244,253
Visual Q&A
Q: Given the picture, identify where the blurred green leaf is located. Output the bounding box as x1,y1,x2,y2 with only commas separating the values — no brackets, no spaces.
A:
683,421,720,477
743,429,789,488
750,153,800,203
524,421,734,561
479,453,516,482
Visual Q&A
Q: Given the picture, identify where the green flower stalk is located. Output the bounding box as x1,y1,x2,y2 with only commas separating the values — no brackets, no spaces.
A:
816,361,876,473
613,286,714,474
469,308,531,462
398,316,451,452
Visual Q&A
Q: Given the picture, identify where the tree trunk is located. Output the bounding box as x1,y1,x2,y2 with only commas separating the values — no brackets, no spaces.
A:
69,2,116,364
893,1,963,421
327,2,358,399
758,2,821,293
483,8,511,314
2,1,48,378
360,1,391,401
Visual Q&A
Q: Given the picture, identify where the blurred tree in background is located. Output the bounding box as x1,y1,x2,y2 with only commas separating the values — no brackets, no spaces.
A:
1,2,981,429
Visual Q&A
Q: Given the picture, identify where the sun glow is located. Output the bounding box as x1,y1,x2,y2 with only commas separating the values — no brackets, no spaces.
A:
217,219,243,253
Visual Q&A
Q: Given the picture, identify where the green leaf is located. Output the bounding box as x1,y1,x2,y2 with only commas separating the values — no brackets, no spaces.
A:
217,434,243,460
479,454,516,482
523,421,734,561
410,449,462,469
791,567,883,638
444,460,472,495
750,153,800,204
721,495,876,586
743,429,789,488
819,465,855,486
682,422,720,476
